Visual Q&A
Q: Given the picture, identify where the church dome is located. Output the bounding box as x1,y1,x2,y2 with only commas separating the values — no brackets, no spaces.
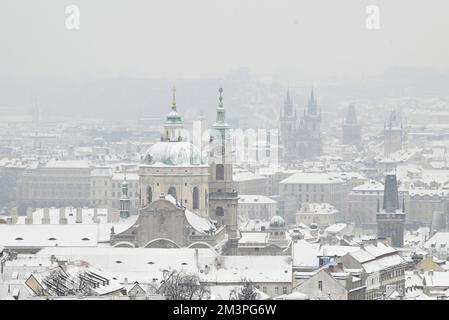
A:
269,215,285,228
143,141,205,166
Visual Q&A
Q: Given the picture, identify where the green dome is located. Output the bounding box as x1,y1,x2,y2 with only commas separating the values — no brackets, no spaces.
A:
143,141,205,166
270,215,286,228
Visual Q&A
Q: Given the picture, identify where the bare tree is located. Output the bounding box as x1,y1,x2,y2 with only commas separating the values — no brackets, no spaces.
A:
157,269,210,300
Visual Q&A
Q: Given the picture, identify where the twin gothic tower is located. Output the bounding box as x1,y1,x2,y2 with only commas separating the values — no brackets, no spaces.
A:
279,89,322,161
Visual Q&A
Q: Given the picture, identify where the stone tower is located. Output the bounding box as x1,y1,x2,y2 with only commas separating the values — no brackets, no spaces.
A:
342,104,361,146
303,88,322,157
384,110,403,156
208,88,240,252
376,174,405,247
279,89,298,161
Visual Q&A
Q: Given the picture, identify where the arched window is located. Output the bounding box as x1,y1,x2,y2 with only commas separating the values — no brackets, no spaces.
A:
216,164,224,181
215,207,224,217
192,187,199,209
168,186,177,200
147,186,152,204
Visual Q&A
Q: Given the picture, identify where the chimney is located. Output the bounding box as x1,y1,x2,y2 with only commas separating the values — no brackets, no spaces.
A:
337,262,343,270
76,208,82,223
328,265,335,273
42,208,50,224
10,207,18,224
25,207,34,224
59,208,67,225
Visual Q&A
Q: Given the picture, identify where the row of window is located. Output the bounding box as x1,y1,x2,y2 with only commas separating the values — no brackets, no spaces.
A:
380,269,404,282
257,286,288,295
284,184,325,192
297,194,325,202
92,191,139,198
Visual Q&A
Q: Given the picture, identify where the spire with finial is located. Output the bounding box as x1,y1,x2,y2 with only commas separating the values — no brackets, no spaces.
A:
283,88,293,116
171,85,177,111
307,87,318,115
165,85,183,126
213,88,229,128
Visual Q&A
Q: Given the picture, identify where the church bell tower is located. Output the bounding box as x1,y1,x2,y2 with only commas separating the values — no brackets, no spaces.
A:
208,88,240,251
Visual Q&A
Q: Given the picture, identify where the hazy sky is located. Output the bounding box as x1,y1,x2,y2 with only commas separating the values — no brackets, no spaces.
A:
1,0,449,81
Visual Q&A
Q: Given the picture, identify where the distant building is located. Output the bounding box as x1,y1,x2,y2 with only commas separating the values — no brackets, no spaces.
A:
279,89,322,161
90,169,140,214
238,195,277,220
376,174,406,247
342,104,361,146
384,110,404,156
280,172,349,223
233,171,269,196
16,160,91,213
296,203,338,228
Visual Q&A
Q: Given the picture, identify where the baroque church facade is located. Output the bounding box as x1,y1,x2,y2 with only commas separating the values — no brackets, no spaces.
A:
279,89,322,161
110,88,240,253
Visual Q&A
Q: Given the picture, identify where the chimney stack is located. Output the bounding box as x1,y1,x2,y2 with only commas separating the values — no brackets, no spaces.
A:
10,207,18,224
42,208,50,224
59,208,67,225
25,207,34,224
76,207,82,223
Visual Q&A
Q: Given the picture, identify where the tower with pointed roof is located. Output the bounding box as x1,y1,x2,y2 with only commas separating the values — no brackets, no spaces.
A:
163,86,184,142
279,88,299,161
302,88,322,157
279,87,323,161
342,104,361,146
208,88,240,253
376,174,405,247
384,110,404,156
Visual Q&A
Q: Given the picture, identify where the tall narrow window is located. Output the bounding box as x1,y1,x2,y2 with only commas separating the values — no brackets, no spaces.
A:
192,187,199,209
318,280,323,291
147,186,152,204
216,164,224,180
215,206,224,217
168,186,177,200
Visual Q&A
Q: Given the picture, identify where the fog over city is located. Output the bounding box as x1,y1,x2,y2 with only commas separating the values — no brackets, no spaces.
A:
1,0,449,304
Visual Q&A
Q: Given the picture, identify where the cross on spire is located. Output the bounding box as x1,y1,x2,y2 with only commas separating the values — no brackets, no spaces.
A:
172,85,177,110
218,87,223,107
